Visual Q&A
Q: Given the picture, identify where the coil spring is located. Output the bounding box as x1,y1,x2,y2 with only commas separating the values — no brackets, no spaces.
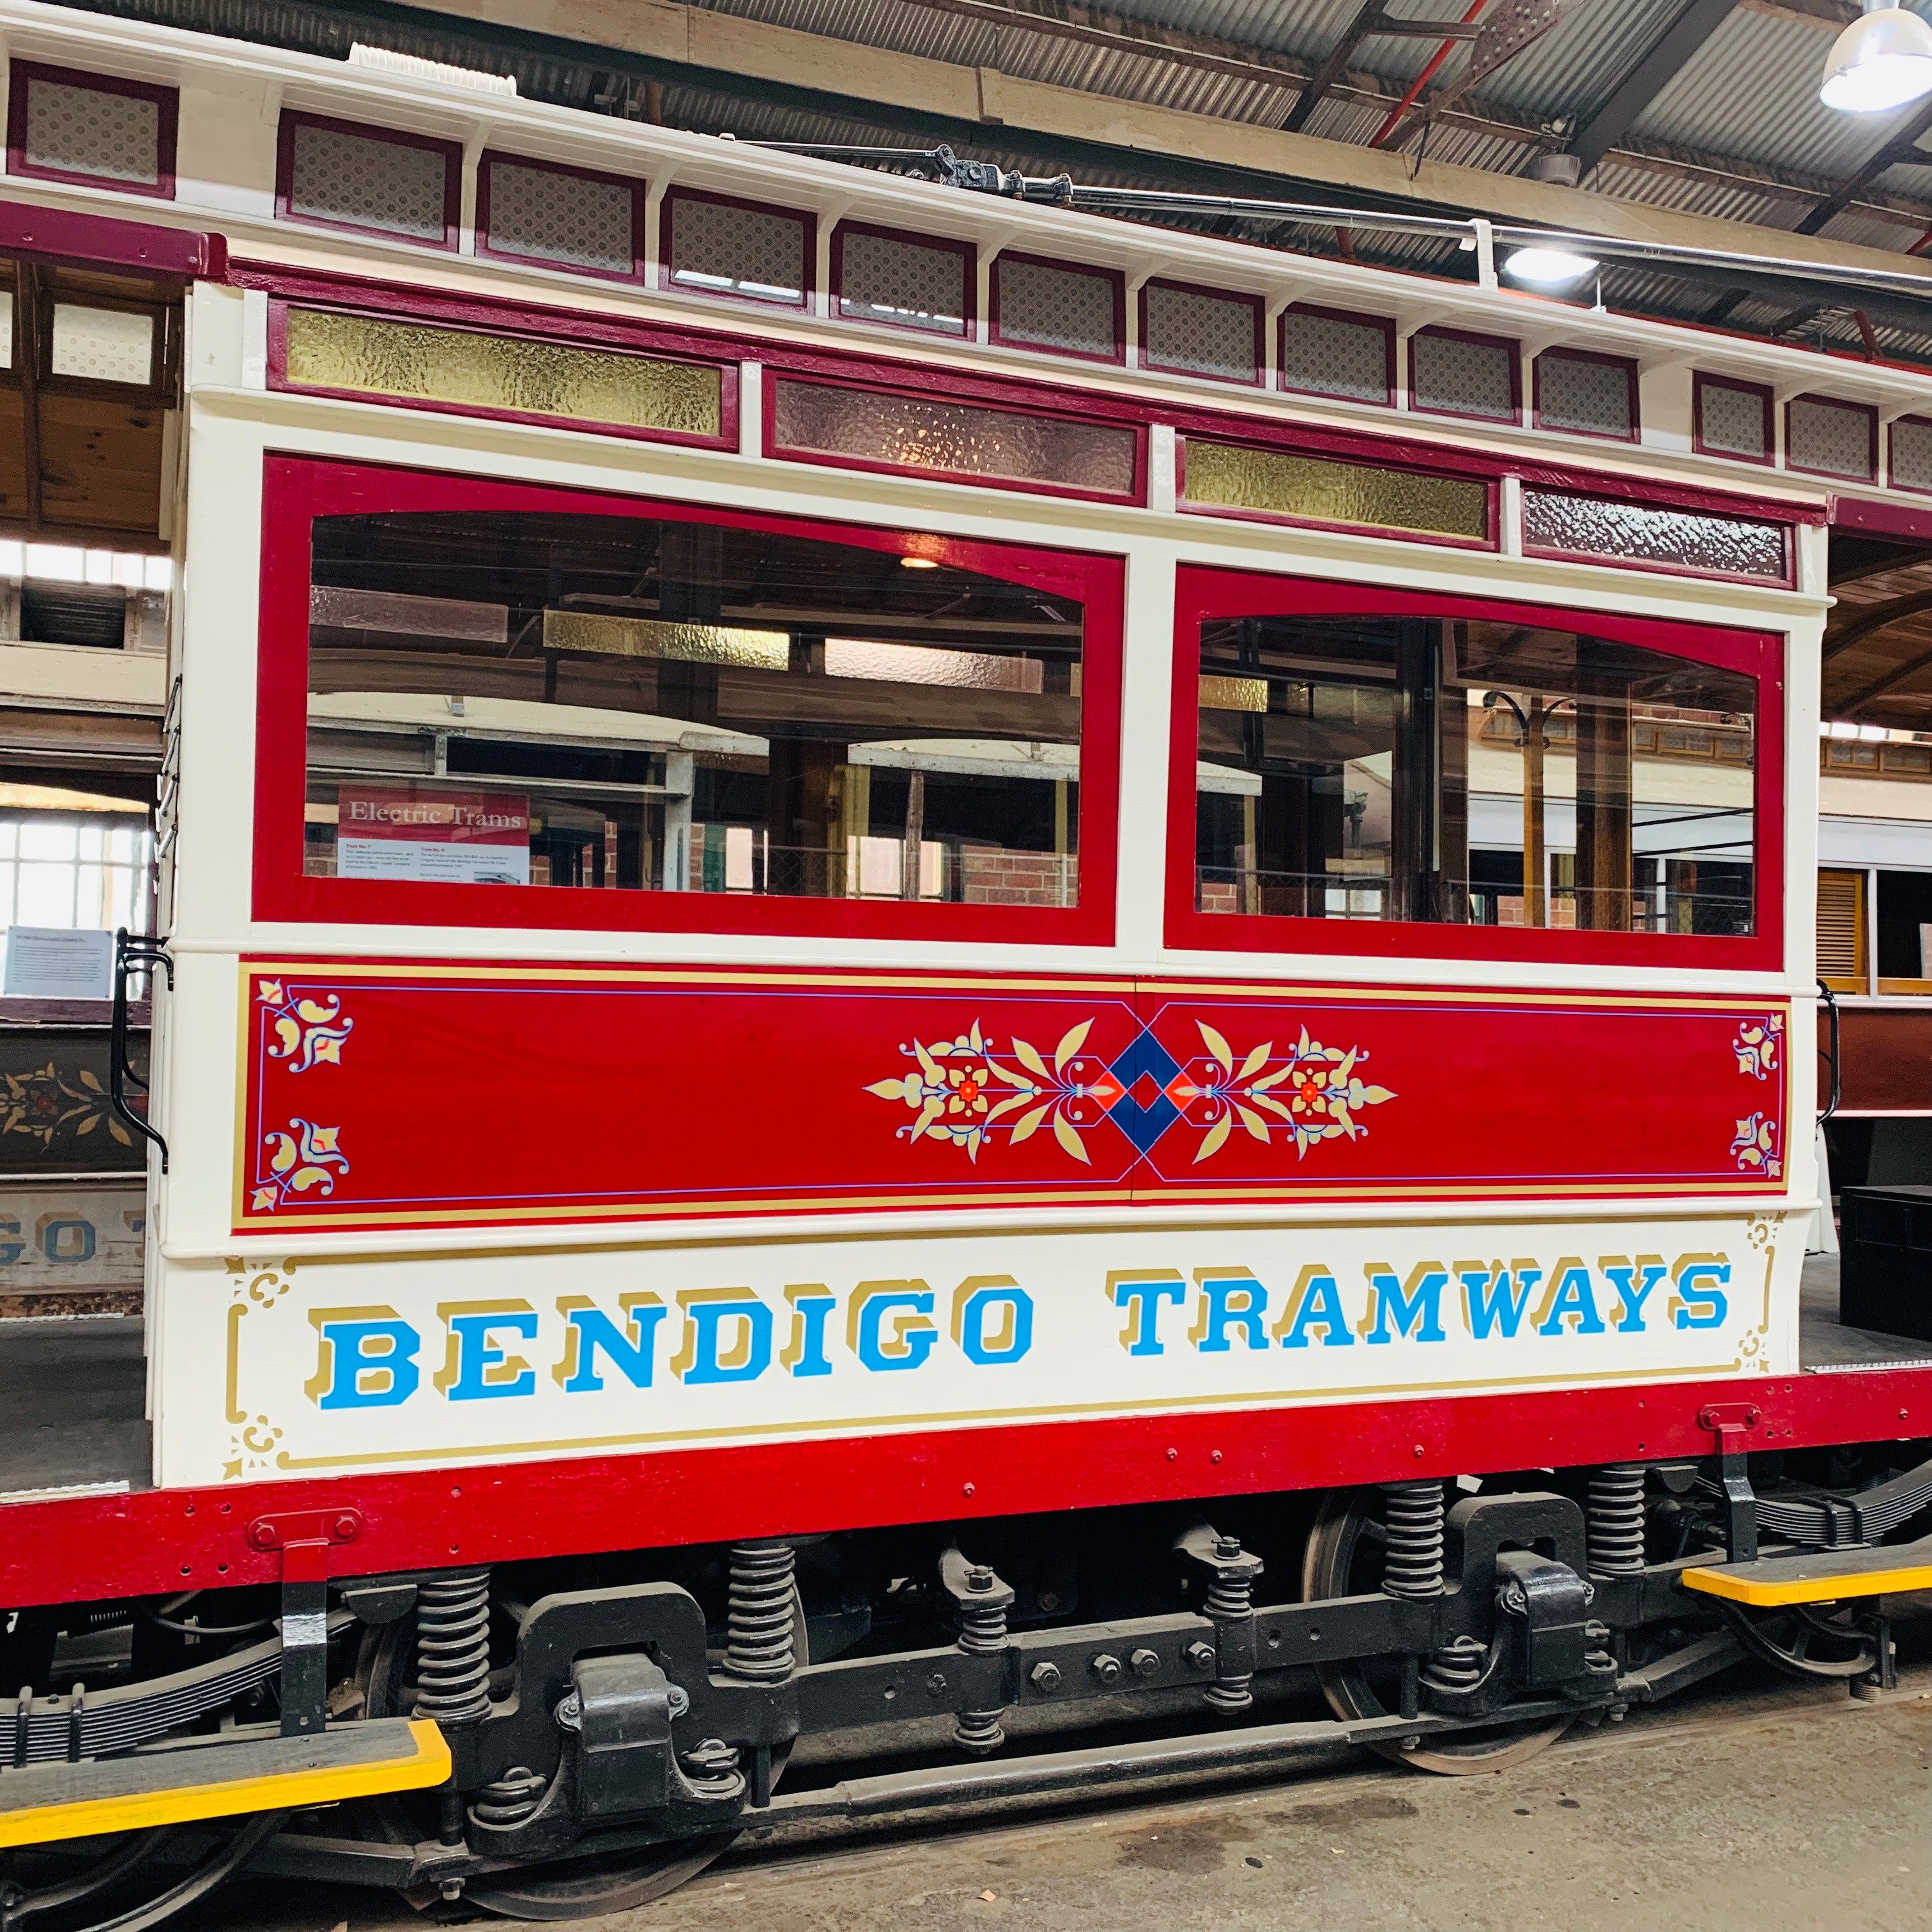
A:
954,1567,1008,1753
724,1542,797,1682
1422,1633,1486,1696
1587,1464,1648,1578
1203,1536,1255,1713
1381,1482,1446,1600
469,1765,544,1831
412,1570,493,1726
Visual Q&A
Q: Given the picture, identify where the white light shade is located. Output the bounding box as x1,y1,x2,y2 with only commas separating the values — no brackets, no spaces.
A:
1503,246,1599,286
1821,4,1932,112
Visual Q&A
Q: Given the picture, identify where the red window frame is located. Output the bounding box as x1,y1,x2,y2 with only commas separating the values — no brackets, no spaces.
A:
658,187,815,311
1278,302,1397,409
255,456,1124,947
829,220,975,339
1163,564,1784,972
475,151,645,282
275,112,461,250
1406,325,1522,427
1785,392,1879,483
989,252,1125,365
1692,371,1774,466
1531,346,1639,443
6,61,177,200
1137,277,1263,387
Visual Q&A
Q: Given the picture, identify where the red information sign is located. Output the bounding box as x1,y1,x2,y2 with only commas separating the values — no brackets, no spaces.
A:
335,786,530,885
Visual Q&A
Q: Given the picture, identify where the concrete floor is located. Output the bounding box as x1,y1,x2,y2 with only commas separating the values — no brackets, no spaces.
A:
206,1613,1932,1932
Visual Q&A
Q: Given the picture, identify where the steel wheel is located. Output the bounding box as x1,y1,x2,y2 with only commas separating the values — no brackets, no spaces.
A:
1300,1487,1575,1775
1721,1598,1878,1680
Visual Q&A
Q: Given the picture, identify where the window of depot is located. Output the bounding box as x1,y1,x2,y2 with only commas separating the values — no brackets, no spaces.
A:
284,475,1117,940
1175,576,1774,965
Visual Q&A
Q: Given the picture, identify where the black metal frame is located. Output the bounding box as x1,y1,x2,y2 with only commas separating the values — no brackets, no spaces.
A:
109,928,172,1171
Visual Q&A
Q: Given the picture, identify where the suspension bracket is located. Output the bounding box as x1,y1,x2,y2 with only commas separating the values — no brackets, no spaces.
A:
1699,1403,1763,1563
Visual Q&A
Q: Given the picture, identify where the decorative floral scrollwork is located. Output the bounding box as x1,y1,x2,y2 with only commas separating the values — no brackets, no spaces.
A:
258,979,353,1072
1731,1112,1781,1177
252,1119,349,1212
866,1017,1394,1166
0,1061,132,1149
1733,1014,1783,1081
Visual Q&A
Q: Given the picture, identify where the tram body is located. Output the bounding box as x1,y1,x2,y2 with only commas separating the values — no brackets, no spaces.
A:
0,1,1928,1911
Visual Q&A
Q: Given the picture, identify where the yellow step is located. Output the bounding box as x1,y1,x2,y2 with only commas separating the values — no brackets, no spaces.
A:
0,1717,448,1848
1681,1533,1932,1608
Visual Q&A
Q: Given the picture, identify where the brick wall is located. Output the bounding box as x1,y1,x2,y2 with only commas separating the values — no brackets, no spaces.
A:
961,845,1077,907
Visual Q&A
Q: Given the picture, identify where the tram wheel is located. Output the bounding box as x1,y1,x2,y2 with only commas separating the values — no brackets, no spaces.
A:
1299,1487,1576,1775
351,1587,808,1921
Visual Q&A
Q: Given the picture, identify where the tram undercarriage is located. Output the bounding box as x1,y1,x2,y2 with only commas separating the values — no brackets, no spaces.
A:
5,1448,1929,1923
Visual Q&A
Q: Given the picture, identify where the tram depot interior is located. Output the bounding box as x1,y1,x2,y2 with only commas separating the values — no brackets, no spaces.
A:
4,0,1932,1916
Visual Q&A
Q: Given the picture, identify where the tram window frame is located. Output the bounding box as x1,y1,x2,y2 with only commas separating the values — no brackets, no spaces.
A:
1163,565,1784,970
254,455,1125,946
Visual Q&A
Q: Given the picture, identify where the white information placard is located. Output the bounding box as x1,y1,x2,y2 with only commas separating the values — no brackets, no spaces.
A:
2,926,114,999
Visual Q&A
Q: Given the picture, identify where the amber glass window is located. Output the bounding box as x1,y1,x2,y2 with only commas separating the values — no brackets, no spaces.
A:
303,510,1084,907
1193,615,1755,936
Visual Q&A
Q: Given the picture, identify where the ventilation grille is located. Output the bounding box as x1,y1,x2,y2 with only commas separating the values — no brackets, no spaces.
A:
666,194,808,305
995,257,1117,358
1410,330,1516,420
1142,282,1255,382
285,120,449,241
1537,351,1634,438
20,73,163,188
1698,379,1768,460
837,229,969,336
1893,418,1932,493
1789,397,1874,480
483,158,636,275
1280,309,1390,404
1818,868,1866,985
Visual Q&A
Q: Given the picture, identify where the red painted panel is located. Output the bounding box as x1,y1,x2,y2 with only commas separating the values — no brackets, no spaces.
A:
1,1365,1924,1609
237,960,1790,1231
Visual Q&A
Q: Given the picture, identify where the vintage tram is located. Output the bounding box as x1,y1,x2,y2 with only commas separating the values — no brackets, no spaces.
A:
0,0,1929,1919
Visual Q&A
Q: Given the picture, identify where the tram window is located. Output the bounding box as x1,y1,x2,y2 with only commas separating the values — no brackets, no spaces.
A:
302,511,1084,908
1874,870,1932,988
1193,614,1755,937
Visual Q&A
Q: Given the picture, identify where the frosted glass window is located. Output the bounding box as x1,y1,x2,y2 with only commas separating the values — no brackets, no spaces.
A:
1788,396,1874,480
995,257,1117,358
285,120,449,241
1182,440,1487,541
49,305,153,386
483,158,636,275
666,194,808,305
1281,308,1391,404
0,291,13,371
21,76,161,187
837,229,970,336
1142,281,1258,383
772,379,1136,496
1521,491,1786,581
1537,351,1635,438
1697,378,1769,460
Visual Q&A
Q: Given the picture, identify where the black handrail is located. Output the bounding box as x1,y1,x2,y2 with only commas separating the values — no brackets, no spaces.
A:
1817,977,1840,1126
111,928,174,1172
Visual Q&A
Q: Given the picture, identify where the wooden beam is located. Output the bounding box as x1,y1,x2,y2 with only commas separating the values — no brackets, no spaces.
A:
1823,583,1932,661
1836,638,1932,714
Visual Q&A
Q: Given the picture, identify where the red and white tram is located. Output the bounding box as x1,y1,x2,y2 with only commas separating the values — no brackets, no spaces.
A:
0,1,1928,1917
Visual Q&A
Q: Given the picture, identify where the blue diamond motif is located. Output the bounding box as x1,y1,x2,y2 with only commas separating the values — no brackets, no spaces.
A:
1105,1029,1183,1154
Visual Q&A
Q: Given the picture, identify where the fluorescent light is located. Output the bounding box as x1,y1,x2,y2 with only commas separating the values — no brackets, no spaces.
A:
1821,3,1932,111
1503,246,1599,287
899,555,939,570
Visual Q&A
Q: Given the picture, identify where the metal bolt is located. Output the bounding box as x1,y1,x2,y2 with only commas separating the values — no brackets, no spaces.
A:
1185,1641,1215,1672
332,1514,358,1540
1091,1653,1123,1683
1037,1591,1062,1614
1130,1648,1160,1679
1030,1661,1062,1691
1215,1535,1241,1559
926,1673,949,1697
1399,1735,1420,1752
968,1566,995,1593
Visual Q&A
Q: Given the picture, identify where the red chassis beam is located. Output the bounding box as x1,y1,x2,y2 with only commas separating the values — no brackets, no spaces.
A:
4,1367,1927,1611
